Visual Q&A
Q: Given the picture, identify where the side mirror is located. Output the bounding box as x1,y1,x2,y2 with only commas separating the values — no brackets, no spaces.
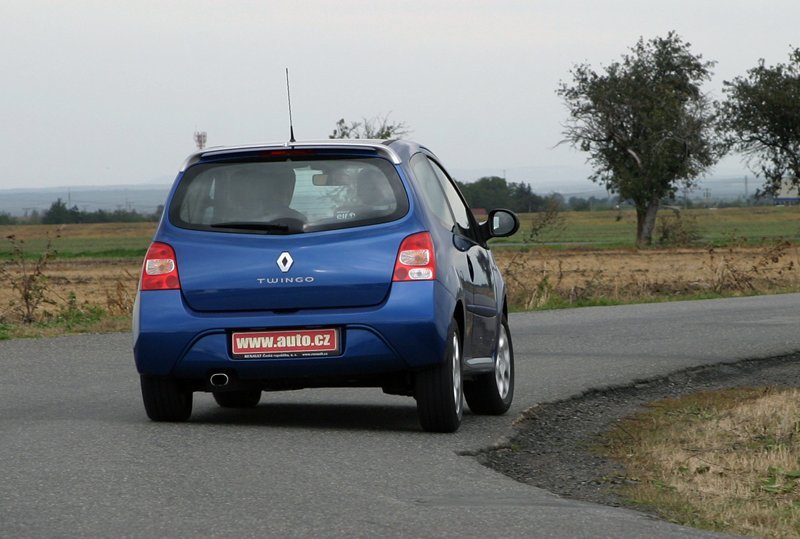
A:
483,208,519,238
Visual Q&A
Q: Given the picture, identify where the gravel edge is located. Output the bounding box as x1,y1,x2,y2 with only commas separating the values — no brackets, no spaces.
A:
472,352,800,511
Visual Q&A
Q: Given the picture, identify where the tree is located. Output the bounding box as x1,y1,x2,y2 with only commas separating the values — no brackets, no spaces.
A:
0,212,17,225
568,196,591,211
42,199,81,224
455,176,546,213
457,176,512,209
557,32,719,247
507,181,547,213
718,47,800,194
329,113,409,139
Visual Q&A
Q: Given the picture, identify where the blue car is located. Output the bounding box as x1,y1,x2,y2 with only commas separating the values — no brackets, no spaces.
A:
133,139,519,432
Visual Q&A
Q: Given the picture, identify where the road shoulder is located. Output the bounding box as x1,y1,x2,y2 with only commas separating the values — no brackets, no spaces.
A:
476,352,800,511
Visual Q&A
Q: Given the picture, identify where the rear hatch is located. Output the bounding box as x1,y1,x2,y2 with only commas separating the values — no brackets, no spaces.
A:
164,150,413,312
171,226,410,312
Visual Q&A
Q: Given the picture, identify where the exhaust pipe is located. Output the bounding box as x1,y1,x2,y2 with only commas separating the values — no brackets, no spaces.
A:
209,373,230,388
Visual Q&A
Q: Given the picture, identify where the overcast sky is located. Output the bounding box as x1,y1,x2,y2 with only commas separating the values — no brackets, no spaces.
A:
2,1,798,192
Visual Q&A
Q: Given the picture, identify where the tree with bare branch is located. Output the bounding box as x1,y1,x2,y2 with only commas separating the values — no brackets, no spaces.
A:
329,113,409,140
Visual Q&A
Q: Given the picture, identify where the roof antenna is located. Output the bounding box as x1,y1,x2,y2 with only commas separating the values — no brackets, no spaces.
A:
285,67,296,143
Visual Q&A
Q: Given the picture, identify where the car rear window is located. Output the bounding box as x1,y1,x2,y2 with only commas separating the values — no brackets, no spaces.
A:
170,157,408,234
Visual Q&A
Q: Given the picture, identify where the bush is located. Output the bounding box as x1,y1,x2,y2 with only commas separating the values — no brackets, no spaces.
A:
55,292,104,330
0,230,60,323
656,212,701,246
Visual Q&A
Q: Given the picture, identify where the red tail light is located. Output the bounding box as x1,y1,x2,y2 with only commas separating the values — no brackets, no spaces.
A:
393,232,436,281
140,242,180,290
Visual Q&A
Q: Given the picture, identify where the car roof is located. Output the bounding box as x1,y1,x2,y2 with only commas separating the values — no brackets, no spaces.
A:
179,139,433,172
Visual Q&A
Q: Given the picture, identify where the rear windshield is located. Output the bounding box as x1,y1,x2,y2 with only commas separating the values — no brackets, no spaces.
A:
170,157,408,234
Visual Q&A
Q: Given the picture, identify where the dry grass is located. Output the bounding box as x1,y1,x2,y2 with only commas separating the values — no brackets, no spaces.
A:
15,258,140,307
1,244,798,334
0,258,141,337
495,243,800,310
0,222,155,241
603,387,800,538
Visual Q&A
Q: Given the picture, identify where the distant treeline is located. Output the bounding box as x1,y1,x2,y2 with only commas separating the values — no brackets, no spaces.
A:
0,198,163,225
454,176,773,213
454,176,624,212
0,181,778,226
455,177,553,213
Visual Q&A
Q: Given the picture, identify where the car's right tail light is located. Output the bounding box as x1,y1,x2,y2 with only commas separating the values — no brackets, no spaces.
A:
393,232,436,281
140,242,181,290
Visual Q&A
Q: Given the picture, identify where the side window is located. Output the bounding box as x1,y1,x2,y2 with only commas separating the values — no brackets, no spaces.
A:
428,159,476,240
410,154,455,231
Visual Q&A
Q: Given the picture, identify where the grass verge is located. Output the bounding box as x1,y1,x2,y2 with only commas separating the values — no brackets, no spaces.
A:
0,289,132,340
602,387,800,538
0,315,131,340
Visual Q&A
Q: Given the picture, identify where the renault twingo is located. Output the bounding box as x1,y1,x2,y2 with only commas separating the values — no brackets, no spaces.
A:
133,139,519,432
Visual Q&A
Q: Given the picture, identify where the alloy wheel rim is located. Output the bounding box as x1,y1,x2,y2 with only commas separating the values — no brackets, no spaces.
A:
495,326,511,399
452,333,462,416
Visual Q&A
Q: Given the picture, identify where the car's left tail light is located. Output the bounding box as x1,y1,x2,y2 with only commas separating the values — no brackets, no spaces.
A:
393,232,436,281
140,242,181,290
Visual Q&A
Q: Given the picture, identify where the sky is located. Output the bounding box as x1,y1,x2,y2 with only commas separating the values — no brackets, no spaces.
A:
1,0,798,194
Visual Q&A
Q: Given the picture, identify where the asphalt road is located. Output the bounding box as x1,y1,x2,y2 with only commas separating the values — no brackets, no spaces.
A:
1,293,799,538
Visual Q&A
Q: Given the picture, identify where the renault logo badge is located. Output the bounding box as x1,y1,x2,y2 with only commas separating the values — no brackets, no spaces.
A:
277,252,294,273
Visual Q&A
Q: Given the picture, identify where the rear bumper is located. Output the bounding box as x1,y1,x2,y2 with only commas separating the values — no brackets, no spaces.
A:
133,281,454,383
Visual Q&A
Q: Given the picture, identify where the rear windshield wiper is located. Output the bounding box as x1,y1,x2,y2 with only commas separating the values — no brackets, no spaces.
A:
210,222,291,233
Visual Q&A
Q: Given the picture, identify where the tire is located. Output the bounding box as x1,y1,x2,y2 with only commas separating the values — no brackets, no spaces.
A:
213,389,262,408
464,316,514,415
140,375,193,422
415,320,463,433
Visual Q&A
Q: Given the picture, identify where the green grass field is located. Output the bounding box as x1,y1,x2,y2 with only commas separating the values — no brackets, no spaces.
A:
495,205,800,248
0,206,798,259
0,223,156,260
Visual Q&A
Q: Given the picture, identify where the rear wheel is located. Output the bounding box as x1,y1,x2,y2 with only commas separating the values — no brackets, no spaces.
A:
415,320,463,433
213,389,262,408
140,375,193,422
464,316,514,415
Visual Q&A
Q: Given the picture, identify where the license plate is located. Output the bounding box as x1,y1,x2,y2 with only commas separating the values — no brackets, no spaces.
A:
231,328,340,359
